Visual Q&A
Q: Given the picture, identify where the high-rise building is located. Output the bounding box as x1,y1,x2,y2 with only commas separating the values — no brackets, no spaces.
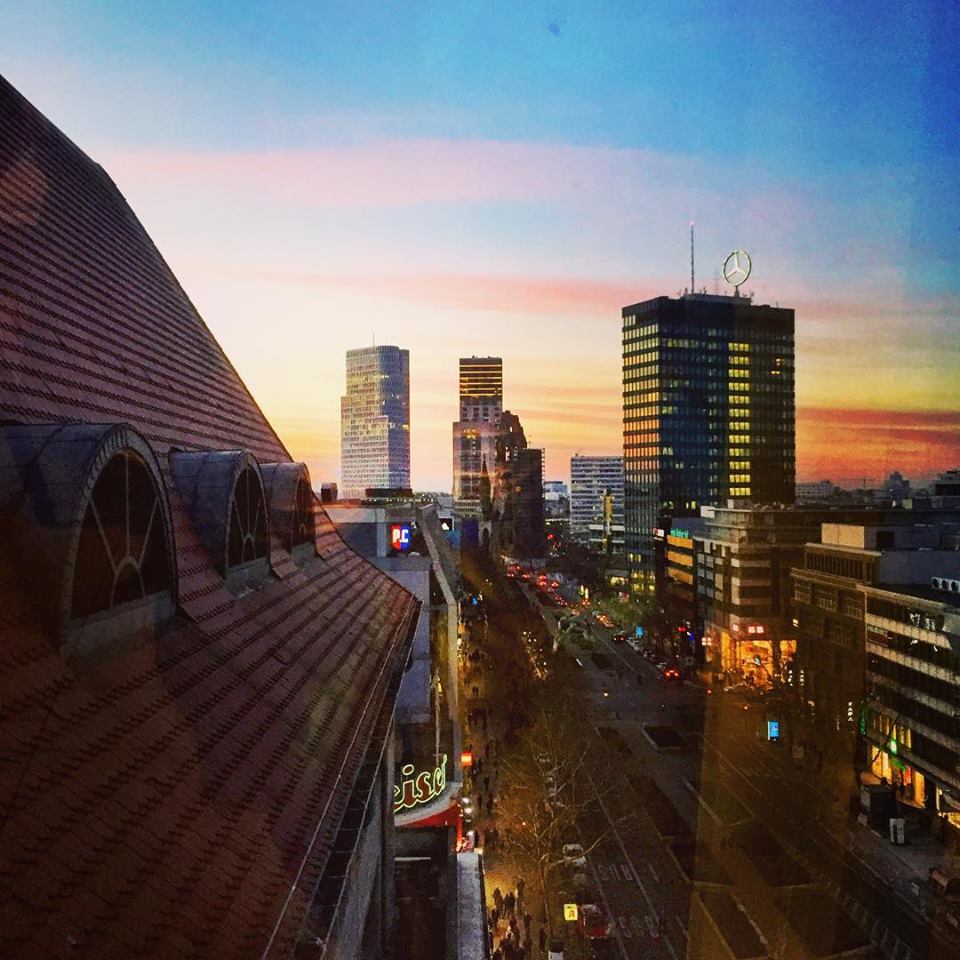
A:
622,292,796,591
341,345,410,498
453,357,503,517
458,356,503,421
570,455,624,537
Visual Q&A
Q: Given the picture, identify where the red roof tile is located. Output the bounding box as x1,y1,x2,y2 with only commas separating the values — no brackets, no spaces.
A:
0,74,418,958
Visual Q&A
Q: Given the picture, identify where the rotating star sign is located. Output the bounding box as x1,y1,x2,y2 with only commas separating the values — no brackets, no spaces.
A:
722,250,752,292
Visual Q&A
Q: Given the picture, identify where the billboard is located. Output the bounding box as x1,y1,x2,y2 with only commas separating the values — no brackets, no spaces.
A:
390,522,412,552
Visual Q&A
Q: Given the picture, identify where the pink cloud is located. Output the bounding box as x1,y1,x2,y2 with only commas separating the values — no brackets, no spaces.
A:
98,139,690,210
239,267,656,316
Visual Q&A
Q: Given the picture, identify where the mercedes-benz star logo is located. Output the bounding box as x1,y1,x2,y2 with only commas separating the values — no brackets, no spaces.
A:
722,250,752,289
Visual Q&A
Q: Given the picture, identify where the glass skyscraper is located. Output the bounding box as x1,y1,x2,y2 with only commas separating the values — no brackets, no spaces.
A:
341,345,411,498
453,356,503,517
622,293,795,591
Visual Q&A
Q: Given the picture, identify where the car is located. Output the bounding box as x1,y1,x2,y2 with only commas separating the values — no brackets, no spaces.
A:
627,637,642,652
548,938,565,960
562,842,587,869
662,666,682,683
611,631,627,644
578,903,612,939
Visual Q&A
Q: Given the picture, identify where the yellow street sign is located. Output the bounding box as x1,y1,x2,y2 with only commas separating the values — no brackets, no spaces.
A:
563,903,578,922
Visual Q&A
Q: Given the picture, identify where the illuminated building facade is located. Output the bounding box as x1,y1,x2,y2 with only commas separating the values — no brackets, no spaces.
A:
570,455,624,538
340,345,411,499
698,505,824,681
791,519,960,819
864,581,960,822
453,357,502,518
622,293,795,591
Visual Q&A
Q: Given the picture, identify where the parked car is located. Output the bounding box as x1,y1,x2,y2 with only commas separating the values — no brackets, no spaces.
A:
562,842,587,869
548,938,565,960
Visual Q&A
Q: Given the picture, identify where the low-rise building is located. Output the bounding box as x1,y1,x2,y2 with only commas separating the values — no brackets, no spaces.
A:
697,505,831,683
864,577,960,824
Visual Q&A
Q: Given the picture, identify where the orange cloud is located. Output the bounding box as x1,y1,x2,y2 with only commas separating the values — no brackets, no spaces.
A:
797,407,959,482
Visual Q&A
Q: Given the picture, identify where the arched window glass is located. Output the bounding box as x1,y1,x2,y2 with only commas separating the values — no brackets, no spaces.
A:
292,475,314,548
228,465,268,566
72,450,172,619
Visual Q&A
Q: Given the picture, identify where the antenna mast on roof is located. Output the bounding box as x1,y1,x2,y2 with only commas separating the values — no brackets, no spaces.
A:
690,222,695,295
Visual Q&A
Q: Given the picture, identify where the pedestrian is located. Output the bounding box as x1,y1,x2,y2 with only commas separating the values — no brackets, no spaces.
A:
523,912,532,936
504,890,516,915
493,887,503,913
509,915,520,940
516,875,525,913
538,926,546,955
484,774,490,793
473,685,479,698
487,796,494,816
491,905,500,928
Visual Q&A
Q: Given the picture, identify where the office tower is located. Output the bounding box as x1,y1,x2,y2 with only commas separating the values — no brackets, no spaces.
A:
453,356,503,517
570,455,624,538
341,345,410,499
622,292,795,591
459,356,503,421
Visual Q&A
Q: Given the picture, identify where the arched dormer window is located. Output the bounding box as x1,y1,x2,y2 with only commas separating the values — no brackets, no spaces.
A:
228,464,268,566
0,423,177,650
169,448,271,591
72,449,172,618
261,461,316,563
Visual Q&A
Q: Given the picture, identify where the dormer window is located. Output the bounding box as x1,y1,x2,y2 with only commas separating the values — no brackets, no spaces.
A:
261,462,317,564
72,449,173,618
228,464,268,567
0,422,177,651
169,448,272,591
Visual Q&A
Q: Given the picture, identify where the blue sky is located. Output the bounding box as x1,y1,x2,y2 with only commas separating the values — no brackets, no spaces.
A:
2,1,957,486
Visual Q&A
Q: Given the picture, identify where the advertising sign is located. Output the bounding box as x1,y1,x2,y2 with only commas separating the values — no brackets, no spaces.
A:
394,755,448,813
767,720,780,742
564,904,579,922
390,522,412,552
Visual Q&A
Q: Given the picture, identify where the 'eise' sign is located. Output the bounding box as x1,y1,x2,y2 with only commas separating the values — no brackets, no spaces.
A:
394,755,448,812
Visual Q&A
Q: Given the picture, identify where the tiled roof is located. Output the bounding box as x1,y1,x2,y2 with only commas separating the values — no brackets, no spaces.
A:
0,74,417,958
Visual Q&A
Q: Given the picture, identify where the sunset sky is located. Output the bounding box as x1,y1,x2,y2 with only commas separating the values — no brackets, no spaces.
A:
4,1,957,489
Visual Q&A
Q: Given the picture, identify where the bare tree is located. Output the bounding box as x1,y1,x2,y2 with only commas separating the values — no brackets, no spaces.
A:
495,694,628,936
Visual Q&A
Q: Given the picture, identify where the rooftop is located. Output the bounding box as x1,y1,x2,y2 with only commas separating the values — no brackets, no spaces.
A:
0,73,417,958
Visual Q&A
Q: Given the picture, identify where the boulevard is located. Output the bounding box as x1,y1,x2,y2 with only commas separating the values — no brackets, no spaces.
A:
461,555,956,960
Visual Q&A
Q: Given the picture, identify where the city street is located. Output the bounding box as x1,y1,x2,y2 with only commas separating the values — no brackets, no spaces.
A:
473,571,959,960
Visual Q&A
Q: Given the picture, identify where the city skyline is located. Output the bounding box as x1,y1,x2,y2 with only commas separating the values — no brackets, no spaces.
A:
4,3,956,490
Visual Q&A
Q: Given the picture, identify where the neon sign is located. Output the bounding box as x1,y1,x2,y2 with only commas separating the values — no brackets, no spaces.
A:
390,522,412,552
394,755,448,813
